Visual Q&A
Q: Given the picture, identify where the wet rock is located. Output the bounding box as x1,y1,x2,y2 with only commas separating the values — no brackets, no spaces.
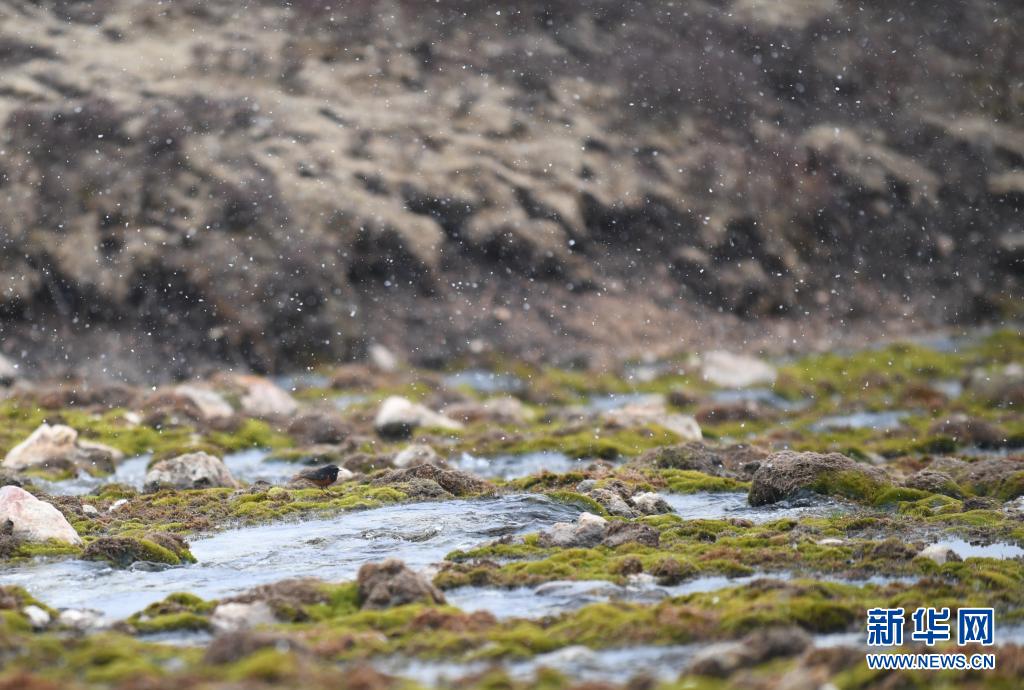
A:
928,415,1006,448
2,423,122,474
374,396,463,439
701,351,777,388
392,444,445,469
286,411,351,445
83,533,194,568
586,488,637,517
143,451,239,492
372,464,491,497
0,486,82,545
630,491,671,515
601,522,659,547
211,601,277,633
917,544,962,565
602,400,702,441
539,512,608,548
0,354,17,385
357,559,446,609
443,396,531,425
902,469,964,497
689,626,811,677
748,451,889,506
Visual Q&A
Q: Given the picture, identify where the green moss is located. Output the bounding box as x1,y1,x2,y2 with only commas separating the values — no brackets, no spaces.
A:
544,490,608,516
457,420,680,460
810,469,888,503
658,469,749,493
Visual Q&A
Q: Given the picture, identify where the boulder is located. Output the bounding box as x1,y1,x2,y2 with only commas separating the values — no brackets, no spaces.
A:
748,451,889,506
357,559,446,609
2,423,122,474
235,376,298,418
917,544,962,565
392,444,445,469
172,384,235,422
902,469,963,497
286,411,352,444
630,492,672,515
211,601,277,633
443,396,531,425
371,464,491,497
601,522,659,548
374,396,463,439
586,488,637,517
602,401,702,441
82,533,194,568
143,452,239,492
928,415,1006,448
539,512,608,548
955,457,1024,500
0,486,82,545
701,351,777,388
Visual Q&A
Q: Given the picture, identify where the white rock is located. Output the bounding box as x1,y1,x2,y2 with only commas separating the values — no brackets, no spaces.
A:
817,538,845,546
374,396,463,437
577,512,608,530
3,423,78,471
631,492,671,515
108,498,129,512
81,504,99,516
174,384,234,422
602,401,702,441
23,605,50,629
0,353,18,384
393,444,444,468
369,344,400,372
58,608,110,632
237,376,299,418
701,351,777,388
917,544,960,565
144,452,239,492
211,601,277,633
0,486,82,545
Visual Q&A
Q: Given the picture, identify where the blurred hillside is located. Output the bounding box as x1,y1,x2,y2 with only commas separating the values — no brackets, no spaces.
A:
0,0,1021,378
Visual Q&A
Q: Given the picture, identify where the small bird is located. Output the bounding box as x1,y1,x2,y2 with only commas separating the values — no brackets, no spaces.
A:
292,464,342,494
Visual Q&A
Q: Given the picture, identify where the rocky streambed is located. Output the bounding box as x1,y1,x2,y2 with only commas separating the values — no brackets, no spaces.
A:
1,331,1023,689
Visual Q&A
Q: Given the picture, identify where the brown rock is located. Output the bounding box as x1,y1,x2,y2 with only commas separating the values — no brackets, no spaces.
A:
357,559,445,609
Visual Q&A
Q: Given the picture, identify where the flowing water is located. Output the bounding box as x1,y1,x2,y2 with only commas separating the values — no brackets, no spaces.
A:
443,370,524,393
452,451,589,480
0,495,582,619
663,491,848,523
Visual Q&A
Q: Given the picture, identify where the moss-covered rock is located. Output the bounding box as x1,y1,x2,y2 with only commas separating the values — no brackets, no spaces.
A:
748,451,890,505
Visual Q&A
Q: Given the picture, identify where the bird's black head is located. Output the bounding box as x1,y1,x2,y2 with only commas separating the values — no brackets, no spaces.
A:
323,464,340,480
